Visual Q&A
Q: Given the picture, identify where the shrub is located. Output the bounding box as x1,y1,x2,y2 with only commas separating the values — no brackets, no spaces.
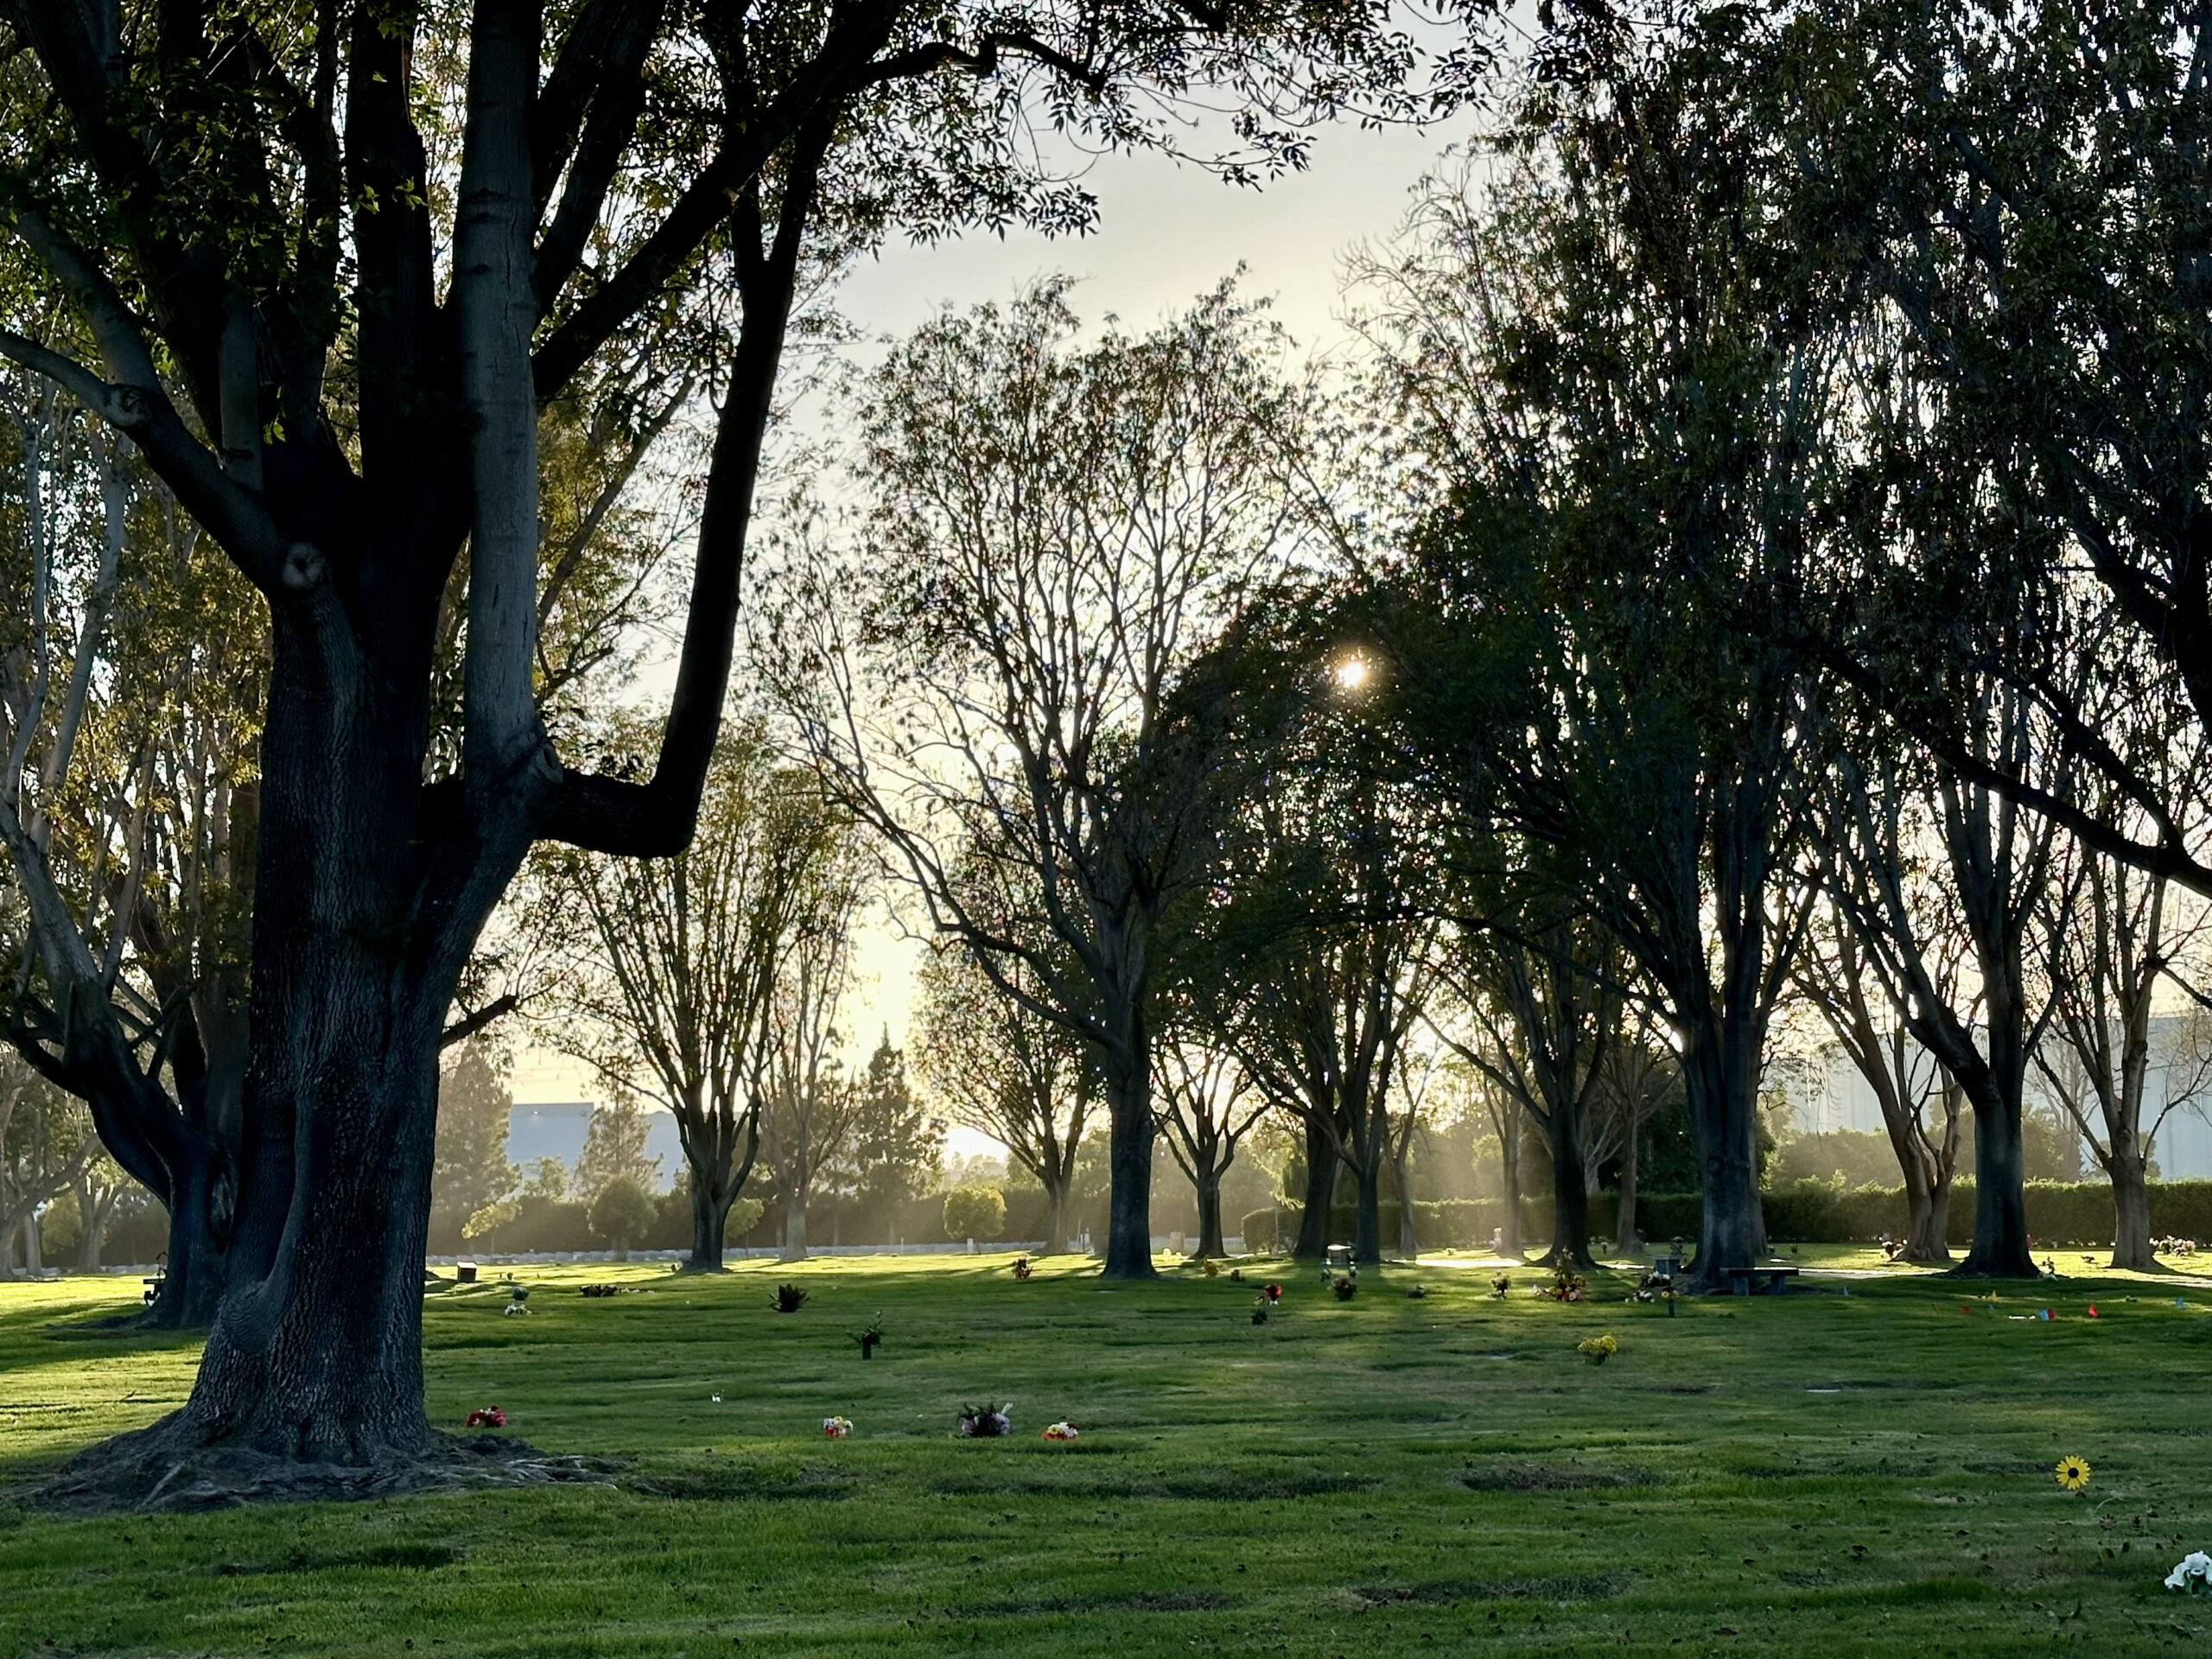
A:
462,1198,520,1243
943,1185,1007,1242
587,1178,658,1254
1241,1183,2212,1253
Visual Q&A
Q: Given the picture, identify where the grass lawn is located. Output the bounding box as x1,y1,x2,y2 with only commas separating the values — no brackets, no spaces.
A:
3,1249,2211,1656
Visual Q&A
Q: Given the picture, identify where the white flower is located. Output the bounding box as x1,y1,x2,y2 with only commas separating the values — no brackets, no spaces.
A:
2165,1550,2212,1592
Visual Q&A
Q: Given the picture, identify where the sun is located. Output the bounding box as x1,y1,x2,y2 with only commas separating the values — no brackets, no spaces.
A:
1331,654,1372,692
2054,1455,2092,1492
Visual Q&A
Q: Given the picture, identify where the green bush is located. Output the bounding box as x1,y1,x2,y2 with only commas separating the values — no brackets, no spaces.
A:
1236,1180,2212,1253
587,1177,658,1253
942,1185,1007,1242
1000,1185,1050,1242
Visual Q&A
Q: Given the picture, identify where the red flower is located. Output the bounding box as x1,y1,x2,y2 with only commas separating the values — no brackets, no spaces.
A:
1263,1284,1282,1302
465,1407,507,1429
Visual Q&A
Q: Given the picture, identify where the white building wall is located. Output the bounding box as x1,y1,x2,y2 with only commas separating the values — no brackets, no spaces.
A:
1781,1017,2212,1181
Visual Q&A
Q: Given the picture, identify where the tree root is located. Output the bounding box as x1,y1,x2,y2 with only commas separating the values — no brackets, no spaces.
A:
13,1421,623,1515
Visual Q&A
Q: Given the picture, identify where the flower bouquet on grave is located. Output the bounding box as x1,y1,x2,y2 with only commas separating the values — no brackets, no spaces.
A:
769,1282,810,1313
1575,1334,1619,1366
957,1402,1014,1438
855,1314,885,1359
1332,1275,1357,1302
1262,1282,1283,1303
1250,1297,1271,1325
1042,1421,1078,1441
1489,1274,1511,1300
823,1416,854,1440
465,1407,507,1428
2167,1551,2212,1592
1012,1257,1033,1280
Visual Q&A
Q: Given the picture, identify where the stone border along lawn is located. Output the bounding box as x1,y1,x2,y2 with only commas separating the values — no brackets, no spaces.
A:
2,1249,2209,1656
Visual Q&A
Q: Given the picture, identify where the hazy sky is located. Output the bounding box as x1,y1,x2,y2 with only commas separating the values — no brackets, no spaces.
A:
510,110,1471,1109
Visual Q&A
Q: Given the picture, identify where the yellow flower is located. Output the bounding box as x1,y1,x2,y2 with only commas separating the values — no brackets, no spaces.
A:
2054,1456,2091,1492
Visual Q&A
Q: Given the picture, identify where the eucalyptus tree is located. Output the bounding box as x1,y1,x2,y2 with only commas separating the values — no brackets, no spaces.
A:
1358,94,1833,1288
0,1056,97,1270
1587,1007,1680,1256
912,937,1092,1255
0,346,264,1325
1796,276,2096,1275
1789,891,1964,1264
531,723,843,1269
1151,1015,1267,1260
2033,734,2212,1270
1758,3,2212,895
0,0,1491,1485
1427,909,1622,1270
775,283,1312,1277
1818,699,2073,1278
756,819,870,1261
1177,657,1439,1267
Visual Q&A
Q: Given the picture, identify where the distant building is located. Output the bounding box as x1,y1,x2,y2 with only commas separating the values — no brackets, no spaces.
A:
1778,1015,2212,1181
505,1101,684,1192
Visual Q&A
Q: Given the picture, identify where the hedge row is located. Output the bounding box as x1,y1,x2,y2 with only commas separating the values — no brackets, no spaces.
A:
1243,1179,2212,1252
436,1183,1066,1257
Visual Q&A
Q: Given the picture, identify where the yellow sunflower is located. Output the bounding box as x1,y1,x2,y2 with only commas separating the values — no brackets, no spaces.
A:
2054,1456,2092,1492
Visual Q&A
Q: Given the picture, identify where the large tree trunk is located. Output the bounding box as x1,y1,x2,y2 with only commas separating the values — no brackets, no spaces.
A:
102,615,510,1476
1041,1175,1069,1255
686,1178,739,1273
1100,1035,1156,1277
1681,1019,1767,1289
151,1147,232,1327
781,1190,809,1261
2107,1145,2153,1273
1900,1162,1938,1262
174,1020,445,1466
1351,1154,1382,1266
1613,1115,1639,1255
1498,1104,1522,1258
1192,1164,1225,1259
1924,1173,1955,1262
1957,1083,2036,1277
1536,1099,1595,1269
1294,1116,1337,1258
1393,1151,1420,1262
74,1190,106,1272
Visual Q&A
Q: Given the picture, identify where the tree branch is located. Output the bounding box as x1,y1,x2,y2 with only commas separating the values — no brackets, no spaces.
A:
440,994,520,1051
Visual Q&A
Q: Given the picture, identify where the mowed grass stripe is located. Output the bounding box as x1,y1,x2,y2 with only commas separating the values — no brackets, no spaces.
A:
1,1249,2209,1655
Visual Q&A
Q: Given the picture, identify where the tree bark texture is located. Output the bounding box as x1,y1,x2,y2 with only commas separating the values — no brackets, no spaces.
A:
1681,1009,1769,1287
1612,1118,1639,1255
1537,1094,1594,1269
1041,1178,1069,1255
1102,1063,1157,1278
1294,1120,1337,1258
1193,1173,1225,1260
1498,1103,1522,1257
2108,1147,2152,1272
1098,997,1157,1278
